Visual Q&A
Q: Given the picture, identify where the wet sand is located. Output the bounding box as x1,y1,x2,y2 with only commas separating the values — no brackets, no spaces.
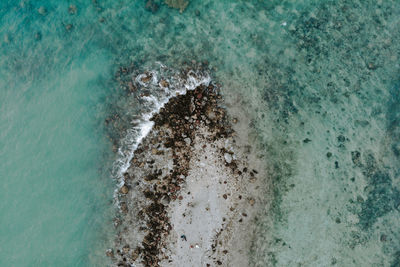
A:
109,81,263,266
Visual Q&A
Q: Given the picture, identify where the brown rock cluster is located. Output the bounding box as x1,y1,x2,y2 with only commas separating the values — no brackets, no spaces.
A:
111,81,232,266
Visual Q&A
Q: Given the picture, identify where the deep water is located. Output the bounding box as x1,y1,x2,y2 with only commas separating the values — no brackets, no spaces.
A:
1,0,399,266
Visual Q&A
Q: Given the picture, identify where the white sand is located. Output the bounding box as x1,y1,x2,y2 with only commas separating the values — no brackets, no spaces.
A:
162,127,262,266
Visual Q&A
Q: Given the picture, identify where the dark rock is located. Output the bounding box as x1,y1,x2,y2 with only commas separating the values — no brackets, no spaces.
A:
106,249,113,257
380,234,387,242
120,202,128,213
334,161,339,169
68,5,77,14
145,0,159,13
337,135,346,143
351,150,362,166
120,185,129,194
38,6,47,15
65,24,73,31
112,73,229,266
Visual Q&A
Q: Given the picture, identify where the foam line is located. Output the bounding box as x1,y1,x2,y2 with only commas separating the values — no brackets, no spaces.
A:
112,66,211,200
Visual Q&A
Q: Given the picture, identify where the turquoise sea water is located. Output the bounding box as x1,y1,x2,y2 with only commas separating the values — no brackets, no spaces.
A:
1,0,399,266
0,2,116,265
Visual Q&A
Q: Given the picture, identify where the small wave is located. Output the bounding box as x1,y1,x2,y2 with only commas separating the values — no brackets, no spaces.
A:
112,64,211,200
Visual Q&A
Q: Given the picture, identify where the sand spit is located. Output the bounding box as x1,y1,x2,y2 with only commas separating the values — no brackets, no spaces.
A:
109,82,263,266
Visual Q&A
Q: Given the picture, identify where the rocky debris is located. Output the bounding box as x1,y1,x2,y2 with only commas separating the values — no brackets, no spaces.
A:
112,80,232,266
140,73,153,83
351,150,362,167
120,185,129,194
145,0,160,13
106,249,114,257
109,68,261,267
65,24,73,31
68,5,77,14
224,153,232,164
38,6,47,16
159,80,169,88
248,198,255,206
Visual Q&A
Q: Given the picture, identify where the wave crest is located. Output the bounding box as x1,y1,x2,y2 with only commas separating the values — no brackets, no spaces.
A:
112,64,211,197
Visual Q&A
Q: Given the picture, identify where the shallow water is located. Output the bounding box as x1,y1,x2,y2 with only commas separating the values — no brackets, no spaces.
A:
0,2,117,265
1,0,399,266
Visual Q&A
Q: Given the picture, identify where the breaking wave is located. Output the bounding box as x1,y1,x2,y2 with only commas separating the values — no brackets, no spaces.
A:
112,63,211,198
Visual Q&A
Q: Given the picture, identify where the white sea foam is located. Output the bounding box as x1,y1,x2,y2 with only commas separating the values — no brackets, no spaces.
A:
112,65,211,199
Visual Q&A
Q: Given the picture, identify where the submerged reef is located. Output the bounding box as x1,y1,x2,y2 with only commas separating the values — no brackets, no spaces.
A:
3,0,400,265
164,0,189,13
246,1,400,266
98,1,400,265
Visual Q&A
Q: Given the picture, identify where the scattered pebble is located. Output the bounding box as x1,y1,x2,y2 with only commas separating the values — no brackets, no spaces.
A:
65,24,73,31
160,79,169,87
120,185,129,194
68,4,77,14
224,153,232,164
38,6,47,15
249,198,255,206
106,249,113,257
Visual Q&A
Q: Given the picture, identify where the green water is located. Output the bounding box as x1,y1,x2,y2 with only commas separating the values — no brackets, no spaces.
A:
0,2,116,265
1,0,399,266
0,57,114,265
